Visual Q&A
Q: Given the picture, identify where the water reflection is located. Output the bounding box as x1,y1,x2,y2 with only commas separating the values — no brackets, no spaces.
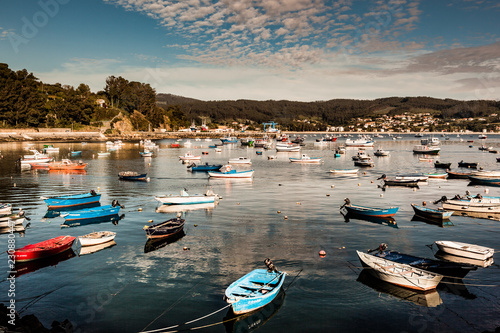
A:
411,214,454,227
155,202,217,214
341,212,398,228
0,225,26,236
223,289,286,332
13,249,76,277
144,231,185,253
357,270,442,307
453,210,500,222
434,250,494,268
78,240,116,256
60,213,124,228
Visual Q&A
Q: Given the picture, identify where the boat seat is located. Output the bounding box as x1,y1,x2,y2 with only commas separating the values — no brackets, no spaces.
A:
239,285,273,291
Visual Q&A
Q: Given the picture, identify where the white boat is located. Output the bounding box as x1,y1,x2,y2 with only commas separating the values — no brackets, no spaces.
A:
42,145,60,153
478,134,487,139
155,189,219,205
208,165,254,178
473,170,500,177
179,151,201,161
374,148,389,156
434,241,494,260
140,150,153,157
275,143,301,152
78,231,116,246
183,140,193,147
352,151,369,161
228,157,252,164
356,250,443,291
330,169,359,174
289,154,322,163
413,145,441,154
22,150,50,160
0,210,26,228
345,138,374,147
434,250,494,268
395,174,428,182
0,203,13,215
440,194,500,210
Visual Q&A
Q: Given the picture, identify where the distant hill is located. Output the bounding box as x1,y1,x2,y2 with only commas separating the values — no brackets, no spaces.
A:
156,93,201,107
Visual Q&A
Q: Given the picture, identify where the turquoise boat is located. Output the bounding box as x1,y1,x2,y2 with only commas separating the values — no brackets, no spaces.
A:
224,260,286,315
60,201,123,222
70,151,82,156
41,191,101,210
341,198,399,218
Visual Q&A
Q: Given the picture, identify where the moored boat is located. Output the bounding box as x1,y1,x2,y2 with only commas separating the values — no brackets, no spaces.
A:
434,161,451,169
426,172,448,179
434,241,494,260
78,231,116,246
289,154,322,163
341,198,398,218
208,165,254,178
458,161,478,169
0,203,12,215
0,210,27,228
14,235,76,262
41,190,101,210
48,159,87,170
411,204,453,221
374,148,389,156
228,157,252,164
118,171,149,181
179,151,201,161
143,217,185,239
345,138,374,147
187,162,223,171
413,145,440,155
275,143,301,152
356,250,443,291
60,201,123,222
224,259,286,315
155,189,219,205
447,170,474,179
330,169,359,174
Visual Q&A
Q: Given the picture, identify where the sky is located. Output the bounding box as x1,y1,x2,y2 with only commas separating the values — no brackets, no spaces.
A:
1,0,499,102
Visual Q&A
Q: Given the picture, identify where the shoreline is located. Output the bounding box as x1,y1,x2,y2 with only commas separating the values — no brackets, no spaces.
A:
0,130,492,143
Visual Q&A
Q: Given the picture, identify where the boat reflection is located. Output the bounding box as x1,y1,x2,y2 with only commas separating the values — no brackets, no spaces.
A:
437,278,477,300
155,202,217,214
78,240,116,256
48,169,87,175
357,270,442,307
144,231,185,253
223,289,286,332
43,202,101,219
453,210,500,222
13,249,76,277
0,225,26,236
61,213,124,228
434,250,494,268
411,214,454,227
341,212,398,228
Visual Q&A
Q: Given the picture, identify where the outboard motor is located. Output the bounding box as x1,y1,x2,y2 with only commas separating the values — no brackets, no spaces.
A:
90,189,97,196
433,195,447,205
377,174,387,180
112,200,125,208
378,243,388,253
264,258,279,273
340,198,351,209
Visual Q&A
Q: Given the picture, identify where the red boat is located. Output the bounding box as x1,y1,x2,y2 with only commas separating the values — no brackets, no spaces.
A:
14,235,76,262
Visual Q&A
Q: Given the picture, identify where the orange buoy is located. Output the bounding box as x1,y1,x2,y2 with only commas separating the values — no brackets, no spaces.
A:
319,250,326,257
422,201,426,206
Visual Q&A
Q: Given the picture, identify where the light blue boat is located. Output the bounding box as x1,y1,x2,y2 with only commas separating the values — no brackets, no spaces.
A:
70,151,82,156
41,191,101,210
60,201,123,222
224,266,286,315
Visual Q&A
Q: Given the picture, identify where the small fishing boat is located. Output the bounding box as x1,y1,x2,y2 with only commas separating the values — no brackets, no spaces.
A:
118,171,149,181
224,259,286,315
42,145,60,153
179,151,201,161
48,159,87,170
78,231,116,246
289,154,322,163
79,240,116,256
187,163,223,172
378,174,420,187
374,148,389,156
468,175,500,185
478,134,487,139
457,161,478,169
434,193,500,211
354,157,374,167
446,171,474,179
275,143,301,152
0,210,27,228
70,151,82,156
228,157,252,164
411,204,453,221
0,203,12,215
395,174,428,182
41,190,101,210
371,244,476,279
434,251,494,268
14,235,76,262
330,169,359,174
140,150,153,157
356,250,443,291
345,138,374,147
143,217,185,239
341,198,398,218
413,145,440,155
155,189,219,205
208,165,254,178
434,241,494,260
434,161,451,169
97,152,110,157
60,201,123,222
220,136,238,144
425,172,448,179
352,151,369,161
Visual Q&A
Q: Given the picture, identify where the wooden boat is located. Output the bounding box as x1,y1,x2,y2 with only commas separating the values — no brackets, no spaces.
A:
79,240,116,256
330,169,358,174
341,198,398,218
0,203,12,215
187,163,223,171
395,174,428,182
118,171,149,181
155,189,219,205
383,179,419,187
447,171,474,179
224,259,286,315
41,190,101,210
179,151,201,161
468,175,500,185
275,143,301,152
374,148,389,156
434,250,494,268
78,231,116,246
60,201,123,222
289,154,322,163
14,235,76,262
426,172,447,179
411,204,453,221
413,145,440,155
434,161,451,169
208,165,254,178
143,217,185,239
0,210,26,228
435,194,500,210
356,250,443,291
342,212,397,228
434,241,494,260
458,161,478,168
228,157,252,164
48,159,87,170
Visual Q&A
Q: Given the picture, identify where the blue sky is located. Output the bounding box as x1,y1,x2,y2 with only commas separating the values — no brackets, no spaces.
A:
1,0,499,101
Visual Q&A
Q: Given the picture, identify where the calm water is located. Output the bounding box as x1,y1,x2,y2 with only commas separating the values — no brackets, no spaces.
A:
0,134,499,333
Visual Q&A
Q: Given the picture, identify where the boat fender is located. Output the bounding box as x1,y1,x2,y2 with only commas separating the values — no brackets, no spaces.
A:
264,258,279,273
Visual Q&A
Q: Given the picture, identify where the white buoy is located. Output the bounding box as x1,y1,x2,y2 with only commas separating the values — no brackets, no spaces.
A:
331,185,335,189
485,188,489,193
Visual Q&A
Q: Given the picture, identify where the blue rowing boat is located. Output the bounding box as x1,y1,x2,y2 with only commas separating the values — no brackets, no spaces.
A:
224,259,286,315
187,163,223,172
41,190,101,210
341,198,399,218
70,151,82,156
60,201,124,222
411,203,453,221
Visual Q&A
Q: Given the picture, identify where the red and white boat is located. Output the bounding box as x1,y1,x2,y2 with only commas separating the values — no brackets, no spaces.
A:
179,151,201,161
14,235,76,262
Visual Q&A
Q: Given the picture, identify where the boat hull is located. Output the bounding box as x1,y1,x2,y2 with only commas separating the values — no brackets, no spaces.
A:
43,192,101,210
344,204,398,218
435,241,494,260
78,231,116,246
144,218,185,239
60,204,121,221
14,235,76,262
208,170,254,178
411,204,453,221
155,195,217,205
